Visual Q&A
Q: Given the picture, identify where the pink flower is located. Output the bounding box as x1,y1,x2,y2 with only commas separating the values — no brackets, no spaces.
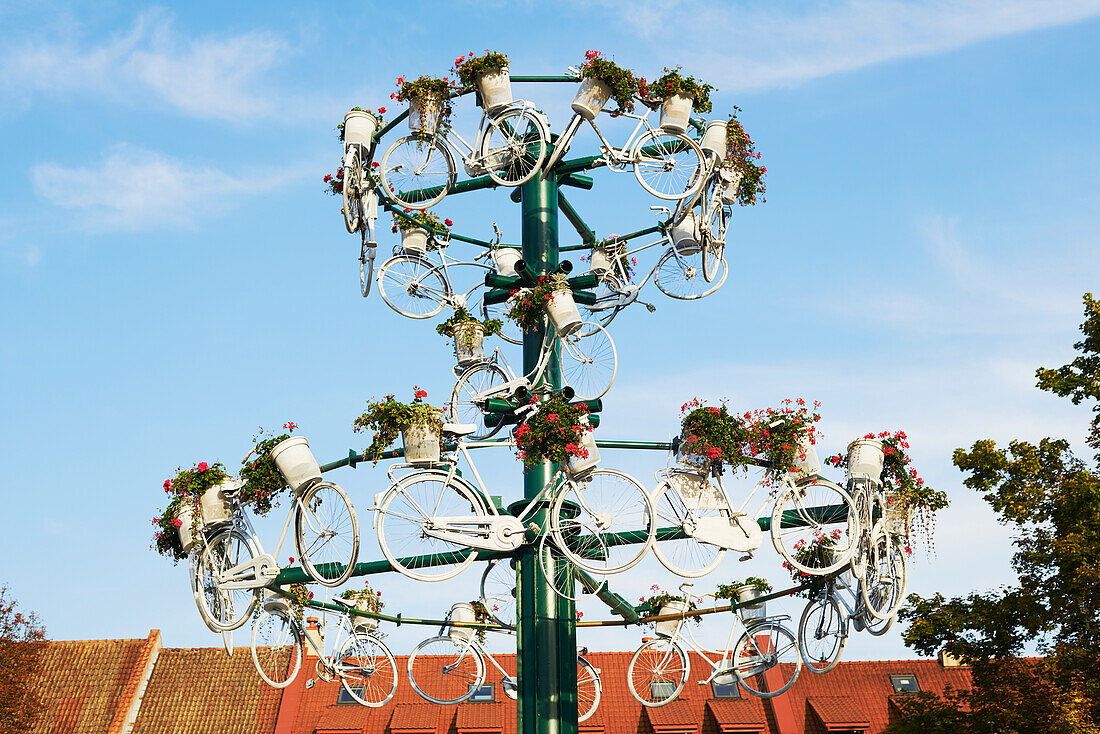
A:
197,462,209,472
170,518,183,527
707,407,719,414
546,413,559,422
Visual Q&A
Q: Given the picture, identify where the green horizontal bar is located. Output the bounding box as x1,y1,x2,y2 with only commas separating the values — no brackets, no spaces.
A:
273,546,516,585
761,502,849,533
390,171,500,206
483,287,512,305
573,290,596,306
574,568,639,623
573,398,602,413
558,173,594,190
567,273,600,290
591,439,673,451
485,273,522,289
559,224,661,252
298,597,509,631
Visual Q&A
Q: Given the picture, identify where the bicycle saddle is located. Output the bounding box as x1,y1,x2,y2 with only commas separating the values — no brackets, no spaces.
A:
442,423,478,437
332,597,355,609
635,95,663,111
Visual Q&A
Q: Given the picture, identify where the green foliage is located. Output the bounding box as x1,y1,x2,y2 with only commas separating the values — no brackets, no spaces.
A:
724,107,766,206
239,424,295,516
353,389,444,463
579,50,641,114
1036,292,1100,461
323,167,343,196
0,585,47,734
452,50,509,89
651,67,715,113
715,577,773,600
590,235,635,281
392,74,454,132
892,294,1100,731
392,209,450,234
638,585,702,624
678,398,748,468
781,529,843,595
468,600,492,644
152,461,231,561
513,394,591,467
340,580,384,614
283,583,313,623
506,273,571,332
435,307,503,342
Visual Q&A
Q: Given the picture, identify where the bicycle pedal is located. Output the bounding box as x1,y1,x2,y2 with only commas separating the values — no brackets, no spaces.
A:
305,679,315,689
645,303,657,312
738,553,754,562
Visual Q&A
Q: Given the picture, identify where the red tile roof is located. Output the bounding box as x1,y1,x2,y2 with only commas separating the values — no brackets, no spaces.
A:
391,703,440,733
130,645,282,734
28,631,160,734
707,699,767,731
808,696,871,729
646,699,700,733
456,702,504,732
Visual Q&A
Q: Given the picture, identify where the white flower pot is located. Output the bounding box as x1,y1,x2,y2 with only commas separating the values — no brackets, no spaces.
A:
571,77,612,121
199,479,238,528
588,241,624,275
566,426,600,478
263,590,291,614
408,94,444,135
492,247,522,277
719,166,744,205
735,585,767,621
670,212,701,255
546,289,582,336
847,439,885,482
476,67,512,113
659,94,693,134
343,111,378,150
176,502,195,553
452,322,485,367
402,423,440,465
655,599,688,637
354,617,380,635
446,602,478,644
789,432,822,482
700,120,727,158
270,436,322,494
401,227,429,253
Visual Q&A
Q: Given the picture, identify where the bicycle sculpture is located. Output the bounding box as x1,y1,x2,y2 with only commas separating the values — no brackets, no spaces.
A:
151,50,946,732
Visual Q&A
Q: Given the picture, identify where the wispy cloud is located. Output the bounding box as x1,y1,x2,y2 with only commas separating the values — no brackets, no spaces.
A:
30,144,298,231
1,9,289,121
594,0,1100,91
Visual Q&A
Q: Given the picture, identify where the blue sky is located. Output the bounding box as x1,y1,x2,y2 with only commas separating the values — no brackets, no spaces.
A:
2,0,1099,666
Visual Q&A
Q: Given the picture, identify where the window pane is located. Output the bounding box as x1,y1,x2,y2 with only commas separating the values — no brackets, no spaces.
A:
467,683,495,702
650,680,678,702
890,674,921,693
337,685,365,704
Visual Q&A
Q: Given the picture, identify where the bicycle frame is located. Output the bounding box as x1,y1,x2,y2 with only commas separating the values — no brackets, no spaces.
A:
666,606,790,686
435,100,546,175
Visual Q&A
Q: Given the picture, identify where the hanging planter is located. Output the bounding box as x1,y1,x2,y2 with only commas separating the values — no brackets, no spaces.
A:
393,210,451,254
719,165,745,205
734,584,767,620
641,587,702,636
401,423,440,464
566,418,600,478
513,394,593,468
588,235,632,280
408,94,443,134
507,273,572,333
492,247,522,277
341,109,382,151
402,227,429,253
652,68,715,134
154,461,232,563
453,51,513,113
655,598,689,637
546,288,582,336
263,590,292,614
271,436,322,494
659,95,694,134
354,388,445,464
700,120,727,158
670,211,701,254
394,75,453,135
198,479,237,527
846,438,885,481
788,429,822,482
572,76,613,121
175,502,196,553
572,51,641,119
436,308,503,368
724,111,767,206
476,67,512,113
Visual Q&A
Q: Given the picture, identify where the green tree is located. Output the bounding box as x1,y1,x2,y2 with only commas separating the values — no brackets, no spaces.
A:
0,585,47,734
887,294,1100,734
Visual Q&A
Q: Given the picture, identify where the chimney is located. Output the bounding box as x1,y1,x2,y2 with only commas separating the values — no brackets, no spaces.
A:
305,617,323,657
939,648,966,667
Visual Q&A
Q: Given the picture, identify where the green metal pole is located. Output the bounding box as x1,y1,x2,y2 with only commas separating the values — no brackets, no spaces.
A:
516,174,577,734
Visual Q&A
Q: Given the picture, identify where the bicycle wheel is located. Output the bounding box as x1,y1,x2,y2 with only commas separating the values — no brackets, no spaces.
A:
379,135,454,209
649,475,728,578
250,609,303,688
627,638,689,707
407,635,485,705
480,109,548,187
559,322,617,401
342,148,362,233
337,631,398,707
798,595,846,674
702,205,727,283
578,656,602,722
537,531,603,602
861,531,907,621
480,559,517,628
771,479,859,576
577,273,623,334
654,244,727,300
191,528,261,632
449,363,511,440
376,254,451,319
482,297,521,345
632,130,706,201
376,471,487,582
294,481,359,587
732,622,801,697
551,469,654,575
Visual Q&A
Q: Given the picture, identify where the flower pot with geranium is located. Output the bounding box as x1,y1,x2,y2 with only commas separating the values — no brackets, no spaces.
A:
340,581,384,632
392,210,451,254
724,108,766,206
238,422,301,515
393,75,454,135
323,167,344,196
700,119,727,158
588,235,635,282
740,399,822,484
506,273,581,335
446,601,492,645
512,394,596,474
453,51,512,113
572,50,641,120
715,577,772,620
491,247,523,277
339,107,386,151
353,388,445,465
640,585,702,636
436,307,503,367
651,67,715,134
151,461,234,563
677,399,749,470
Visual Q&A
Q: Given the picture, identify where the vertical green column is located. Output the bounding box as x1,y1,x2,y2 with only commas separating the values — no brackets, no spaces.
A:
516,174,578,734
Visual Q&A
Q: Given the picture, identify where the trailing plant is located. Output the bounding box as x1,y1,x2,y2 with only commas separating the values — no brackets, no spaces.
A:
435,307,503,350
391,209,451,235
512,394,591,467
825,430,948,551
725,107,766,206
323,167,344,196
715,577,773,600
506,273,571,332
339,580,384,614
392,74,454,133
579,50,642,114
152,461,230,562
283,583,313,623
782,529,843,597
590,234,636,281
336,106,386,141
239,422,298,516
652,66,714,113
468,600,492,644
452,50,509,89
638,585,702,623
678,399,749,469
740,399,822,483
353,388,444,463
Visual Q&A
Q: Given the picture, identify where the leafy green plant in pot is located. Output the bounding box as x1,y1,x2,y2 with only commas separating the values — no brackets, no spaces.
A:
392,209,451,253
337,106,386,146
740,399,822,484
506,273,574,333
724,107,766,206
715,576,772,611
436,307,503,367
678,398,750,470
239,422,300,516
652,66,715,133
152,461,232,563
782,530,843,597
453,51,512,112
392,74,454,136
512,394,593,468
353,388,445,464
639,585,703,629
573,50,642,119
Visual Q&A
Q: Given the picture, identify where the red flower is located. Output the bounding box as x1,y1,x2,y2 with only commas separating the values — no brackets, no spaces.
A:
444,218,453,226
284,421,297,431
196,462,209,472
415,389,428,400
378,107,386,114
163,480,171,493
288,557,295,564
170,518,183,527
371,161,380,168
